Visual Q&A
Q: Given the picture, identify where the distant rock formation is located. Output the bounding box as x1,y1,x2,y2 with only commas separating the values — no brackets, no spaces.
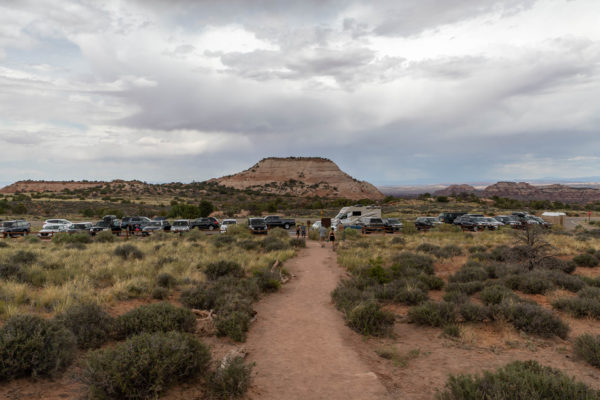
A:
213,157,384,200
433,184,477,197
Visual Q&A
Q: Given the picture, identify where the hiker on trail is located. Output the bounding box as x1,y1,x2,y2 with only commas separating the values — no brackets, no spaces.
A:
301,223,306,238
296,225,300,238
319,225,327,247
329,228,336,250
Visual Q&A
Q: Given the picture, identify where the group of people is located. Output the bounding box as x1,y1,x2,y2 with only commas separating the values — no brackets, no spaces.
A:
295,223,307,238
296,221,344,250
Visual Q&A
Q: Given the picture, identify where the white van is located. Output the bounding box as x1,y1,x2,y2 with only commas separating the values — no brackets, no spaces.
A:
333,205,382,228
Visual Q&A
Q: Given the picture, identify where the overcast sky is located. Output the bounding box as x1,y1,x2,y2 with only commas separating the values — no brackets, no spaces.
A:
0,0,599,186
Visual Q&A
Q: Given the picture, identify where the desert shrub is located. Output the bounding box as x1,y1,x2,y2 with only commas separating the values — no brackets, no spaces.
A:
26,236,40,244
156,272,177,288
332,279,373,314
468,245,487,254
238,239,259,250
268,227,289,239
416,243,441,255
226,224,252,237
0,263,22,280
538,256,575,273
289,238,306,248
152,286,169,299
0,314,76,380
9,250,37,265
552,297,600,318
213,234,236,248
347,300,395,336
443,323,461,338
390,284,429,305
114,302,196,339
253,266,283,292
443,291,469,304
390,236,405,245
441,244,463,257
215,309,252,342
500,301,569,339
114,244,144,260
438,360,599,400
573,253,599,268
390,252,434,276
513,271,554,294
55,303,113,350
578,287,600,299
52,232,91,244
417,274,445,290
94,230,115,243
83,332,211,400
0,241,8,248
449,264,488,283
66,242,87,250
308,229,320,241
479,285,517,305
408,301,457,327
261,236,289,251
459,302,490,322
548,271,585,292
205,260,244,280
446,281,484,295
208,356,254,399
574,334,600,368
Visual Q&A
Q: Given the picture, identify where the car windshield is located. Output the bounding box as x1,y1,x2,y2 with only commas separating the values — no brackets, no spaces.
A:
148,221,161,226
74,224,87,229
387,218,399,224
425,217,437,222
250,219,264,226
3,222,14,227
45,225,60,230
174,221,187,226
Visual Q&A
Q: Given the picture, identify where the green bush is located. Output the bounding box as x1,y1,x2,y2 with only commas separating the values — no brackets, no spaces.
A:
253,267,282,293
52,232,91,244
83,332,211,400
443,291,469,304
289,238,306,248
511,271,554,294
552,297,600,318
0,241,8,248
446,281,484,295
114,244,144,260
156,272,176,288
238,239,259,250
443,323,461,338
215,310,253,342
55,303,113,349
9,250,37,265
389,284,429,305
548,271,585,292
500,302,569,339
390,252,435,276
151,286,169,299
205,260,245,280
573,253,599,268
416,243,441,255
261,236,289,251
94,230,115,243
0,314,76,380
213,234,236,248
114,302,196,339
418,274,445,290
578,286,600,299
458,302,490,322
208,357,254,399
408,301,457,327
479,285,517,305
438,360,599,400
449,264,488,283
468,245,487,254
574,334,600,368
331,279,372,314
347,300,395,336
538,257,576,273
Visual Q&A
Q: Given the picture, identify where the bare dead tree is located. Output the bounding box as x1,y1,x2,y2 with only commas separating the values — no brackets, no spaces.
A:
512,225,554,270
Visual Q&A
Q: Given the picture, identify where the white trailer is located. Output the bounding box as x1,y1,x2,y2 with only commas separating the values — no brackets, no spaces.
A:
333,205,382,228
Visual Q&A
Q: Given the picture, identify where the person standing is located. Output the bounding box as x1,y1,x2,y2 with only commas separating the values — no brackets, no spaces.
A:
301,223,306,238
319,224,327,247
329,228,336,250
296,225,300,238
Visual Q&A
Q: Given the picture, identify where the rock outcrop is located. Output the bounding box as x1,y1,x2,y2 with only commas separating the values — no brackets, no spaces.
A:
213,157,384,200
433,184,477,197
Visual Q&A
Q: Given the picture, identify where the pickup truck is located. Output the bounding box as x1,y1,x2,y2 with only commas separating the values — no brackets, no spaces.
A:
264,215,295,230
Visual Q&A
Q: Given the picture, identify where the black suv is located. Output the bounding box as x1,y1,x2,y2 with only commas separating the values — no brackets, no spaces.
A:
357,217,385,233
90,219,122,235
438,212,466,224
0,220,31,237
190,217,219,231
248,218,268,234
121,216,152,231
415,217,441,231
383,218,403,233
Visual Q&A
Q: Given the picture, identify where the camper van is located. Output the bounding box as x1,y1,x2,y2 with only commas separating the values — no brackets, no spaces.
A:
333,205,382,229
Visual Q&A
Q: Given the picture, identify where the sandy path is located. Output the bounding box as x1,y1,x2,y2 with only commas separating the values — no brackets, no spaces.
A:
245,240,390,400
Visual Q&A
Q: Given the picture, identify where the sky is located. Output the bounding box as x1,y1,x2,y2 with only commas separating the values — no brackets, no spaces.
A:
0,0,599,186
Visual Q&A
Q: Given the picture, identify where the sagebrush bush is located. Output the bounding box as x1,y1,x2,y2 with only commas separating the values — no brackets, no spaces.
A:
443,291,469,304
156,272,177,288
573,253,599,268
9,250,37,265
347,300,395,336
205,260,245,280
268,227,290,239
55,303,114,349
574,334,600,368
438,360,599,400
0,314,76,380
83,332,211,400
94,230,115,243
538,256,575,273
390,252,435,276
253,266,282,293
458,302,490,322
237,239,259,250
449,264,488,283
213,235,236,248
416,243,441,255
446,281,484,295
208,356,254,399
508,271,554,294
289,238,306,248
114,302,196,339
114,244,144,260
408,301,457,327
0,241,8,248
500,301,569,339
262,236,289,251
52,232,91,245
331,279,372,314
151,286,169,299
552,297,600,318
479,285,517,305
468,245,487,254
443,323,461,338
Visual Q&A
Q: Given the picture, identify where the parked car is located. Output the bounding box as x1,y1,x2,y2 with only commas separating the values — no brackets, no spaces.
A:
141,220,171,236
264,215,295,230
476,217,504,230
383,218,403,233
38,224,68,237
511,212,552,229
43,219,71,228
0,220,31,237
90,219,122,235
66,222,93,234
357,217,386,233
121,216,152,231
171,220,190,232
248,218,268,234
453,214,485,231
438,212,466,224
311,221,322,230
220,219,237,233
190,217,219,231
494,215,521,227
415,217,441,231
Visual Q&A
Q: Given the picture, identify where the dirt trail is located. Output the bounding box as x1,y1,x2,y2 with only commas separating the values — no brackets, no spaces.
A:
245,240,389,400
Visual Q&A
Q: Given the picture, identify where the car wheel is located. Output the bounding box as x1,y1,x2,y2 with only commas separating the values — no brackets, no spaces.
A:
209,225,215,231
284,223,290,230
472,226,478,232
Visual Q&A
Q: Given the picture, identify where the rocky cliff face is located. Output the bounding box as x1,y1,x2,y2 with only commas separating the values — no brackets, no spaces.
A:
433,184,477,197
213,157,384,200
481,181,600,204
0,180,147,194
